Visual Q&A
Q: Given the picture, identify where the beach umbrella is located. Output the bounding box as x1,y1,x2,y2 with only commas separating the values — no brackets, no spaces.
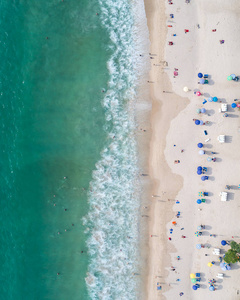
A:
226,264,231,270
230,74,236,79
174,71,178,76
197,199,202,204
192,285,198,290
195,231,199,236
221,240,227,246
197,170,202,175
207,157,212,162
196,244,202,249
190,273,195,279
183,86,189,92
201,108,206,113
196,108,201,114
199,120,204,125
220,263,227,271
213,97,218,102
195,120,200,125
227,75,233,81
231,103,237,108
209,286,215,291
199,150,205,155
201,176,206,181
197,166,202,170
196,91,201,96
191,278,197,283
198,73,203,78
208,262,213,267
199,78,205,84
208,97,213,102
237,103,240,108
198,143,203,148
197,225,202,230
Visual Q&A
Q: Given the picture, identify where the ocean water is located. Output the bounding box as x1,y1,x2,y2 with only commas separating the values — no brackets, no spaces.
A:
0,0,150,299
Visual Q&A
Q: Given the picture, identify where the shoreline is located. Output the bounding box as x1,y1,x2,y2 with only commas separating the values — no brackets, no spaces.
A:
143,0,189,298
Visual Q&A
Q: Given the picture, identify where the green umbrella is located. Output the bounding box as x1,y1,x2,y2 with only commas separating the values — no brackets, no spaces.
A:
191,278,197,283
196,108,201,114
227,75,233,81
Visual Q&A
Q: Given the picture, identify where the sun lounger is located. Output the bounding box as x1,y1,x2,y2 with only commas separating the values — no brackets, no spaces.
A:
217,135,225,143
212,248,220,255
219,191,228,201
219,104,227,113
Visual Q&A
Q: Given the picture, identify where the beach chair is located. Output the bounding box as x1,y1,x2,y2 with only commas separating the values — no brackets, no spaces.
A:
195,273,201,277
204,74,208,78
219,192,228,201
212,248,220,255
219,104,227,113
217,135,225,143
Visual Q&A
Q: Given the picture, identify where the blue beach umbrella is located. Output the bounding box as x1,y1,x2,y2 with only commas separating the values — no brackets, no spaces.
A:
213,97,218,102
198,73,203,78
199,78,205,84
201,108,206,113
226,264,231,270
197,170,202,175
195,120,200,125
199,120,204,125
192,285,198,290
197,166,202,170
198,143,203,148
196,108,201,114
197,199,202,204
197,226,202,230
231,74,236,79
207,157,212,162
232,103,237,108
221,240,227,246
208,97,213,102
209,286,214,291
196,244,202,249
201,176,206,181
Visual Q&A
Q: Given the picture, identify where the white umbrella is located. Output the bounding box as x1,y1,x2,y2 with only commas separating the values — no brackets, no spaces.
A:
199,150,205,155
183,86,189,92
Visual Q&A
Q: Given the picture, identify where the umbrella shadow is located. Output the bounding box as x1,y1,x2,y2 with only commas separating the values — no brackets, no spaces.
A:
205,167,212,175
217,284,223,290
225,135,233,143
209,176,215,181
215,157,222,162
227,113,239,118
229,185,239,190
205,225,212,230
205,199,211,204
204,144,213,149
207,109,215,116
203,93,210,98
227,192,235,200
228,106,236,112
200,284,208,289
230,264,240,270
208,79,215,86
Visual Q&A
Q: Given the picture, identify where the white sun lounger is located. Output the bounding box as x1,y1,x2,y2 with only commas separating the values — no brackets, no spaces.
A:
217,135,225,143
216,273,224,279
219,104,227,112
219,192,228,201
212,248,220,255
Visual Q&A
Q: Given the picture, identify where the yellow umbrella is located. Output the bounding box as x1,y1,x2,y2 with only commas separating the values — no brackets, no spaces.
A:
190,273,195,278
208,262,213,267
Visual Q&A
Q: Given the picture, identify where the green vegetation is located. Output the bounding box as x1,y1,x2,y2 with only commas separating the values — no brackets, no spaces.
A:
224,241,240,264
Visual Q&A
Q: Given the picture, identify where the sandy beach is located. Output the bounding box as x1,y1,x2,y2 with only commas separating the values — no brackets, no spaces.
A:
145,0,240,299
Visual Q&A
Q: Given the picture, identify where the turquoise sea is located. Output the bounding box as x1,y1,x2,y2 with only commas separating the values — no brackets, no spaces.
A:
0,0,150,299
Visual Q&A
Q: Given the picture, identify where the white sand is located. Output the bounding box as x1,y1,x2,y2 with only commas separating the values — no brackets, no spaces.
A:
145,0,240,299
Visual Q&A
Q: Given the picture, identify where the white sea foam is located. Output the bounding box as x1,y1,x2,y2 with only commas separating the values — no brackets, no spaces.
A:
83,0,150,299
